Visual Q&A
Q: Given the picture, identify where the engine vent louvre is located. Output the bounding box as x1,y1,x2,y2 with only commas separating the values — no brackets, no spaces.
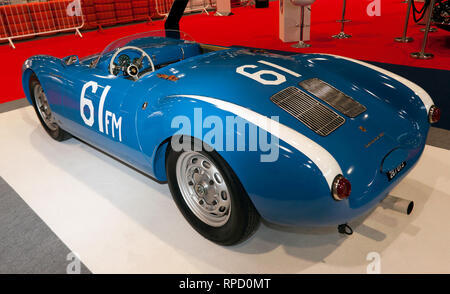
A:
271,86,345,136
299,78,366,118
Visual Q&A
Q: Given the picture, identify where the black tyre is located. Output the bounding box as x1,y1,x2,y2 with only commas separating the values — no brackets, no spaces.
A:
29,74,71,141
166,139,260,246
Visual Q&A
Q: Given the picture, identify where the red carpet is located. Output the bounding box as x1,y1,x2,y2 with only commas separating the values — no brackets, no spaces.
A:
1,0,449,104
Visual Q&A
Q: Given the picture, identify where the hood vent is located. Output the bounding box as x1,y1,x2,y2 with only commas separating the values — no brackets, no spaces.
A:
299,78,366,118
271,86,345,136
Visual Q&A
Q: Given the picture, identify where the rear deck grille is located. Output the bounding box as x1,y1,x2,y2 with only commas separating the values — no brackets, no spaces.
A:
271,86,345,136
299,78,366,118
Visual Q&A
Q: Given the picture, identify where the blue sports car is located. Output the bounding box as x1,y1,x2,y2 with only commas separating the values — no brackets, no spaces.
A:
22,30,441,245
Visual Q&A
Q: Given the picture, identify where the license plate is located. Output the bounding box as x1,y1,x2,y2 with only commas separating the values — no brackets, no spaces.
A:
386,161,406,181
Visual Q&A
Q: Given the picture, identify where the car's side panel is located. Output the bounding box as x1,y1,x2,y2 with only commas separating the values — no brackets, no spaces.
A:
134,95,339,225
130,50,432,225
22,56,67,121
23,56,151,175
134,94,427,226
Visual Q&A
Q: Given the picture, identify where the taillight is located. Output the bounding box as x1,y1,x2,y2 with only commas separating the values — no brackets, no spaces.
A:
332,175,351,201
428,105,441,124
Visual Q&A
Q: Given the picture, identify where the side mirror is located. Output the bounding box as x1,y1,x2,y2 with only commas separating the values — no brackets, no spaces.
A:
62,55,79,66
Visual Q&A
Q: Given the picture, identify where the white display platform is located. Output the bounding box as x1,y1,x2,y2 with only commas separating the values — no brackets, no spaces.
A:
1,106,449,273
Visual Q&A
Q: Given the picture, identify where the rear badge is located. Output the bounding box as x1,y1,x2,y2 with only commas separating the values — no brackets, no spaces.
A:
157,73,179,82
365,132,384,148
387,161,406,181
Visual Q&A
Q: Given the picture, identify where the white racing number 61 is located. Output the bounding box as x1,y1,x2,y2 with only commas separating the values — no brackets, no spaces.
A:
236,60,301,85
80,81,97,127
80,81,122,142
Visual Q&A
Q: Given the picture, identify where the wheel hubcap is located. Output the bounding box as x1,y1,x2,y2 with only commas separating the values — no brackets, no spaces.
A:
34,84,57,131
194,184,207,197
176,151,231,227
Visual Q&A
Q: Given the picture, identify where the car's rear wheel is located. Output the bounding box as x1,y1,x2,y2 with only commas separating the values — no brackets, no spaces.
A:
30,75,71,141
166,140,260,246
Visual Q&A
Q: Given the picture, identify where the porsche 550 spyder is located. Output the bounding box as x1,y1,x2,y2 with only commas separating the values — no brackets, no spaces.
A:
22,30,441,245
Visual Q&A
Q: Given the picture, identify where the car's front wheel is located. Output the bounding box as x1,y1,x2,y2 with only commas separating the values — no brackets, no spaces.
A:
166,142,260,246
30,74,71,141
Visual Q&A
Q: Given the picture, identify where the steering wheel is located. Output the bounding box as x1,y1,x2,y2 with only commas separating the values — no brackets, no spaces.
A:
109,46,155,79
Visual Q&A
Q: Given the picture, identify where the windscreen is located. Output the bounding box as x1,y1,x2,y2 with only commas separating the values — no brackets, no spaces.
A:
93,30,197,68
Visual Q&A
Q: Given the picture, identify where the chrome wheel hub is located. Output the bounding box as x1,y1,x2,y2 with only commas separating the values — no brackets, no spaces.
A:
34,84,57,131
176,151,231,227
194,184,207,197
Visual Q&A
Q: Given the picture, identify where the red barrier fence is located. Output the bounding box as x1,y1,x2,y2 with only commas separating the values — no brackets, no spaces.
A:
0,0,221,48
0,0,84,48
155,0,216,18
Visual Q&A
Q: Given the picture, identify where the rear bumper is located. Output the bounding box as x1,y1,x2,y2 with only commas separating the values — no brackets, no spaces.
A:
255,142,426,227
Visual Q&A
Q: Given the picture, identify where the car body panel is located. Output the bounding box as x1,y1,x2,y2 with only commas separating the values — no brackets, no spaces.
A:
22,37,433,226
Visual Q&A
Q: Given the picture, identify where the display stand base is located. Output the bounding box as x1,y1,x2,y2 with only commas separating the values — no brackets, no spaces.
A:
420,27,438,32
410,52,434,59
292,41,311,48
394,36,413,43
214,12,233,16
332,31,352,39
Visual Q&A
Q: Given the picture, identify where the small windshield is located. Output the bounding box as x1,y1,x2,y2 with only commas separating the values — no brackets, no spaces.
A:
93,30,197,69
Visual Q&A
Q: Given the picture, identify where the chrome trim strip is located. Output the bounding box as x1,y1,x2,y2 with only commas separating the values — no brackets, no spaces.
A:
180,47,185,60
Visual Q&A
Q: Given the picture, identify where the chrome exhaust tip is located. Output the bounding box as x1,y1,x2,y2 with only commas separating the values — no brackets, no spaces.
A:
382,195,414,215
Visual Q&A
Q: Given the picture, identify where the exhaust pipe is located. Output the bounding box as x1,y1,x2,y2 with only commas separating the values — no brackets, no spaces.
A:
381,195,414,215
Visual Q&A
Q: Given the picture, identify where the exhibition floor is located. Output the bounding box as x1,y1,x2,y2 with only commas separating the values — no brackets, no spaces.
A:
0,177,91,274
1,105,449,274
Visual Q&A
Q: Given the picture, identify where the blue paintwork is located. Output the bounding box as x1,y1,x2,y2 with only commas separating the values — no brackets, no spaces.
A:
22,36,431,227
